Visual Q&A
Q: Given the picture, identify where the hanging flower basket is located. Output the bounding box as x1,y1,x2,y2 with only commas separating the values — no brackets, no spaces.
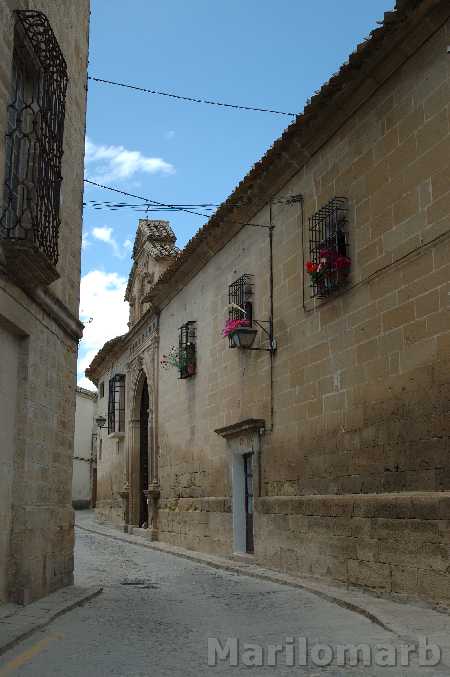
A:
222,318,250,338
160,345,196,376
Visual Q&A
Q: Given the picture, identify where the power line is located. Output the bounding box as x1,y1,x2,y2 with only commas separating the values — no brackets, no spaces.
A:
85,200,218,209
84,200,216,214
83,179,211,218
88,76,298,118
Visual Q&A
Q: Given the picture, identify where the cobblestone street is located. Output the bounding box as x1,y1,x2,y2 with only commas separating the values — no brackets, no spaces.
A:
0,516,447,676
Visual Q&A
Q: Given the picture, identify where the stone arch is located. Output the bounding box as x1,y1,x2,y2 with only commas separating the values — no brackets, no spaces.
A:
130,366,148,420
127,356,158,531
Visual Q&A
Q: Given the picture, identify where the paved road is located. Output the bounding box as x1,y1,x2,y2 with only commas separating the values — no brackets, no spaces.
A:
0,525,447,676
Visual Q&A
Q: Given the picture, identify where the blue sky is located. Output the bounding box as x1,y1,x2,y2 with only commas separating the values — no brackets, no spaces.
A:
79,0,395,388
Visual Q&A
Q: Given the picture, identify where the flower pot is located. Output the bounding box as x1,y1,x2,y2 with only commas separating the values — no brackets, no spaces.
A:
230,327,258,349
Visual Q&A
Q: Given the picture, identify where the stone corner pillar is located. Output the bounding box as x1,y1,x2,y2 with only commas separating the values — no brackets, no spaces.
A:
144,483,160,541
119,483,130,532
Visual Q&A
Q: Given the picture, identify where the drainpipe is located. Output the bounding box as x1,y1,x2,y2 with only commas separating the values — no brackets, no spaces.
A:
268,201,275,433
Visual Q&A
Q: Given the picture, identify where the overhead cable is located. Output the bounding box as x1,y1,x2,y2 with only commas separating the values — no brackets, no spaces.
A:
84,179,211,218
88,76,298,117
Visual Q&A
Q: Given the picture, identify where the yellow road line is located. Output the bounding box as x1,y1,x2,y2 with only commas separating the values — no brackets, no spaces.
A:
0,633,63,675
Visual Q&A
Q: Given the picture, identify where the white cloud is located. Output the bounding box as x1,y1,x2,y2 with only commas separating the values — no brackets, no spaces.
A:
77,376,97,392
91,225,132,259
78,270,129,386
92,226,114,244
81,233,91,250
85,137,175,183
92,225,119,256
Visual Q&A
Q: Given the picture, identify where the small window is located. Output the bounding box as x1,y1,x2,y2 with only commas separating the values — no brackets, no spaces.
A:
99,382,105,398
228,274,253,347
307,197,350,298
108,374,125,434
179,322,196,379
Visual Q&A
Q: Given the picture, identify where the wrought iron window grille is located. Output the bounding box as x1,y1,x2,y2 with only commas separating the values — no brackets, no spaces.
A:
0,11,68,284
108,374,125,434
179,321,196,379
228,274,253,348
308,197,349,299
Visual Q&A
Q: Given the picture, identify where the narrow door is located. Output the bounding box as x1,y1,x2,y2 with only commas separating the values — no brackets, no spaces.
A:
243,453,254,553
139,380,149,526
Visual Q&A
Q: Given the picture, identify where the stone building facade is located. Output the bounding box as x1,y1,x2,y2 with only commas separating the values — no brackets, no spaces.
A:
90,219,177,531
73,387,97,510
0,1,90,603
87,0,450,604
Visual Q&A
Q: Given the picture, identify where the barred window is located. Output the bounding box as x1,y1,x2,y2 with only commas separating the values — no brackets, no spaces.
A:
228,274,253,347
308,197,349,298
108,374,125,434
0,11,68,270
179,322,196,379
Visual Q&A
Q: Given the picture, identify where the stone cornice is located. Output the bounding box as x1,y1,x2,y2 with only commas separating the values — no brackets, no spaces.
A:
34,287,84,341
215,419,266,439
0,263,84,341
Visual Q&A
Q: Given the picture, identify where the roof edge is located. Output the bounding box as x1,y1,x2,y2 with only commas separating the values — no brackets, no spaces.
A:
85,334,127,386
145,0,448,312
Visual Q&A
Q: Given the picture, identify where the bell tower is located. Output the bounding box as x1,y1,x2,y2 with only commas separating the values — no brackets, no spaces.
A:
125,219,178,328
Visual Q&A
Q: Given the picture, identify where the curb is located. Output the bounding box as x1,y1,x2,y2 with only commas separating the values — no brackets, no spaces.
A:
75,522,400,638
0,586,103,656
76,520,450,666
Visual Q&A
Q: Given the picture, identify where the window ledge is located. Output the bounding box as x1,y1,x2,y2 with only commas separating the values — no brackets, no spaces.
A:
108,432,125,440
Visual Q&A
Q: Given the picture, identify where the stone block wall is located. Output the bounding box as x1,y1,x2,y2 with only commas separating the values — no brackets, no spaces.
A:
0,0,89,603
0,281,79,602
156,14,450,602
159,498,232,556
73,389,97,509
256,493,450,603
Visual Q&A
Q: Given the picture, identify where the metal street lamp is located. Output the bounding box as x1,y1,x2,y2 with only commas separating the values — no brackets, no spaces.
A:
230,327,258,349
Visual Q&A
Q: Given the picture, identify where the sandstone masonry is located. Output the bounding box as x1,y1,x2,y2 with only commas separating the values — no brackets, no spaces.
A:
87,0,450,605
0,0,90,603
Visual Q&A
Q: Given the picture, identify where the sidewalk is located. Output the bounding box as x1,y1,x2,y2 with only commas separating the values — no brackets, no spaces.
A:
0,585,102,656
76,509,450,666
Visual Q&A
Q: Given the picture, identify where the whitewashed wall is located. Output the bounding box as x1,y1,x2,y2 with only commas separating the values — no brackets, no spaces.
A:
73,388,97,509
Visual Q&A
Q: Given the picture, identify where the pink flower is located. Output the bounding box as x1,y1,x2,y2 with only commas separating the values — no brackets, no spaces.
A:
335,255,351,270
222,318,250,337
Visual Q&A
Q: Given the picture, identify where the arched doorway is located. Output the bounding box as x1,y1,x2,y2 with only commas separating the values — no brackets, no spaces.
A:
139,377,149,526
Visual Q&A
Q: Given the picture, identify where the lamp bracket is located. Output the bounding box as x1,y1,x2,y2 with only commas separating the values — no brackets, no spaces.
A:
247,319,277,353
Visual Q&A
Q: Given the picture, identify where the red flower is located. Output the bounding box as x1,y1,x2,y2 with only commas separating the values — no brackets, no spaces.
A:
306,261,318,274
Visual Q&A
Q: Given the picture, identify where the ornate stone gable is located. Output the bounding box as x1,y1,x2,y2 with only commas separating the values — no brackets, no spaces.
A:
125,219,178,328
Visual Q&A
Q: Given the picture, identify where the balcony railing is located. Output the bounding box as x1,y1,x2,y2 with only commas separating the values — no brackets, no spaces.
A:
0,11,68,287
